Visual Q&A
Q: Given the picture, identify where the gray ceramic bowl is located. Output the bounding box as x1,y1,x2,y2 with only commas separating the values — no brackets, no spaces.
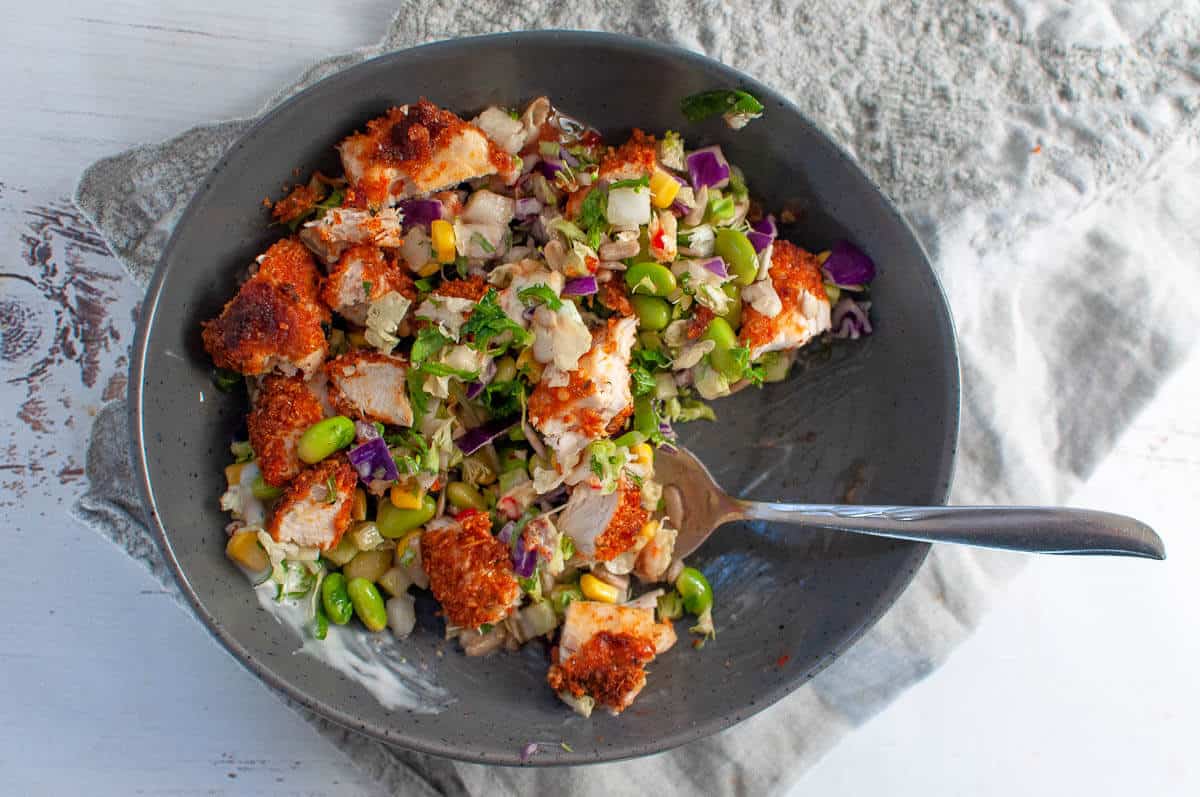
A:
131,31,959,766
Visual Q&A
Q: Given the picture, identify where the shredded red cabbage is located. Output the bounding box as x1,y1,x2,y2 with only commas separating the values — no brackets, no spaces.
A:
701,257,729,278
686,146,731,190
831,297,873,339
497,520,516,546
747,214,777,253
822,240,876,288
455,417,517,455
512,534,538,578
563,276,598,296
539,159,564,179
347,437,399,483
396,199,442,229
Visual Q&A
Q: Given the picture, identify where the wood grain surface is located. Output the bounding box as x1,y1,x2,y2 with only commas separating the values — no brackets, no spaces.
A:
1,2,1195,795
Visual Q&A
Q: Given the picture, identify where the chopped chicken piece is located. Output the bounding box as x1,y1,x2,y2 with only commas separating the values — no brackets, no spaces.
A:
339,99,517,207
557,476,649,563
598,129,657,182
299,207,402,265
634,523,678,582
201,239,329,377
267,457,356,550
320,245,416,326
547,601,676,714
471,96,549,155
528,316,637,475
493,258,565,325
739,240,832,360
421,511,521,629
248,374,326,487
272,183,321,226
325,350,413,427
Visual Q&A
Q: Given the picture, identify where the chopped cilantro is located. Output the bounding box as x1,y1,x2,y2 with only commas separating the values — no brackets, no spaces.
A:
454,254,469,279
480,379,525,418
631,365,657,397
414,277,435,294
728,346,765,386
410,326,449,367
560,535,575,560
609,175,650,190
576,187,608,246
461,289,533,355
518,284,563,311
479,623,494,633
211,367,242,393
362,279,373,295
517,571,541,599
420,362,479,380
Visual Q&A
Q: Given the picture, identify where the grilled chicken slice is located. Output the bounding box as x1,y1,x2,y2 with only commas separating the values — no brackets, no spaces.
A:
299,207,402,265
325,350,413,428
267,458,356,550
528,316,637,477
557,477,648,563
201,239,329,377
420,512,521,629
248,375,327,487
739,240,832,360
339,99,517,207
547,601,676,715
320,245,415,326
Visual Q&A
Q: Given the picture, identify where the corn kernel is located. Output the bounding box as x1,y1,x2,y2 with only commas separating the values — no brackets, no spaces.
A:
431,219,457,263
352,488,368,521
416,260,441,278
390,484,424,510
639,519,660,543
650,169,681,209
226,530,269,573
394,530,421,565
347,330,368,348
224,462,249,488
630,443,654,471
580,573,621,604
816,250,831,265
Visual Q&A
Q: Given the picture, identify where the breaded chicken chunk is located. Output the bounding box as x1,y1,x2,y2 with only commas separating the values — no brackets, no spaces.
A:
528,316,637,477
320,245,416,326
339,99,517,207
598,129,657,183
739,240,832,360
547,601,676,715
201,239,330,377
325,349,413,427
299,207,402,265
248,374,326,487
557,476,649,563
421,511,520,629
267,457,356,550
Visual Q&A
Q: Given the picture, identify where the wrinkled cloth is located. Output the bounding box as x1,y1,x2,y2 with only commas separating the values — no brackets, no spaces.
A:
74,3,1200,795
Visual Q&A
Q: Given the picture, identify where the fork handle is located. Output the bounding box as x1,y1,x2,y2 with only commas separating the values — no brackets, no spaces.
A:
738,502,1165,559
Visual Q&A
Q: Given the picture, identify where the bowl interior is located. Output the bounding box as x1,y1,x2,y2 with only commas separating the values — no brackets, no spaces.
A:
132,31,958,766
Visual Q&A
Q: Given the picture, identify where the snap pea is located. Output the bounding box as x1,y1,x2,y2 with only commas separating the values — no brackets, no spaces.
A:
251,475,283,501
347,577,388,632
297,416,356,464
376,494,436,538
624,262,677,297
321,572,354,625
719,283,742,329
630,295,671,331
702,317,744,381
446,481,488,511
714,228,758,286
675,567,713,615
493,356,517,384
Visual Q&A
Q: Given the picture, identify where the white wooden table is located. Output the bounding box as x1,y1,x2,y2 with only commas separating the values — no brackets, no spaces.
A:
3,3,1196,794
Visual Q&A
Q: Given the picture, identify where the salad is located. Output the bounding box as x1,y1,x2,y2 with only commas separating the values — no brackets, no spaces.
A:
203,94,876,717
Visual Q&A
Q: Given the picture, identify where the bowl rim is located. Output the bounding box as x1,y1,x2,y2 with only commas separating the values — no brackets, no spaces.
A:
129,29,961,766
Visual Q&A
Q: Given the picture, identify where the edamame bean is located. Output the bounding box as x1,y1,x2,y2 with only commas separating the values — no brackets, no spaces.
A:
624,262,678,297
702,317,744,380
376,494,436,538
493,356,517,384
321,573,354,625
297,416,356,464
312,604,329,640
638,330,663,350
714,229,758,286
675,567,713,615
347,577,388,632
251,475,283,500
446,481,488,511
630,295,671,331
719,283,742,329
